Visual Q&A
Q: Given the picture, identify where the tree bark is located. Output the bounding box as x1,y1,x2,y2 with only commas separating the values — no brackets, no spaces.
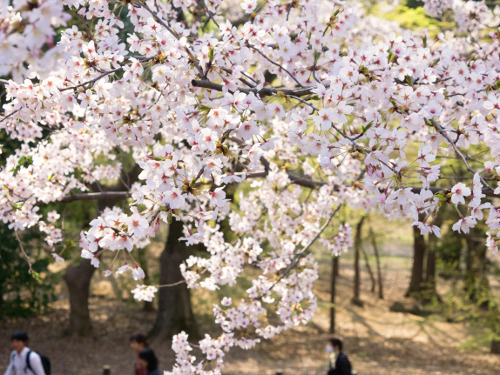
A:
149,220,199,341
369,227,384,299
63,259,96,336
329,256,339,334
406,226,426,297
351,216,365,307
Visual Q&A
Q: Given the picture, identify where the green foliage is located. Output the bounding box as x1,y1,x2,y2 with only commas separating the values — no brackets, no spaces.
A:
371,2,453,35
0,223,55,317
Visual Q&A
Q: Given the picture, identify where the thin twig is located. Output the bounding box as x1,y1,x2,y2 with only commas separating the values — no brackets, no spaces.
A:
157,280,187,288
14,228,34,273
247,43,304,88
0,108,21,123
59,67,123,92
428,118,494,192
137,0,205,77
264,204,343,295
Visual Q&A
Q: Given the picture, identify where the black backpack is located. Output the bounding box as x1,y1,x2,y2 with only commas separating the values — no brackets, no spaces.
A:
26,350,51,375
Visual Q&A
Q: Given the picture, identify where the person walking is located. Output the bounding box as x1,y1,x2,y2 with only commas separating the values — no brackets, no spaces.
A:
138,348,160,375
130,333,150,375
326,338,352,375
4,331,47,375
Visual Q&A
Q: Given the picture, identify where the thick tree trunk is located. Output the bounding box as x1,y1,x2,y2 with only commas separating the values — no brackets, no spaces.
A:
329,256,339,334
149,220,199,341
63,259,96,336
369,227,384,299
406,226,426,297
351,216,365,307
62,167,141,335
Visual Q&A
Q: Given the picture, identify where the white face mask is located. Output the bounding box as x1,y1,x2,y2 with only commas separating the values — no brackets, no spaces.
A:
326,345,334,354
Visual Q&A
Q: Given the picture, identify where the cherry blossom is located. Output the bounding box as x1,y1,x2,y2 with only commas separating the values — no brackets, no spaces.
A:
0,0,499,373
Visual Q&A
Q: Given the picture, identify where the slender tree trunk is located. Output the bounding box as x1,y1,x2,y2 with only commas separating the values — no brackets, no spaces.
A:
136,247,154,311
425,249,436,289
150,220,199,341
423,245,440,304
406,226,426,297
63,259,96,335
329,256,339,333
351,216,365,307
464,228,491,308
421,212,443,303
361,246,375,293
369,227,384,299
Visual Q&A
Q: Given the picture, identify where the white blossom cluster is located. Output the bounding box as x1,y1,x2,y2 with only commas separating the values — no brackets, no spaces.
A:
0,0,499,373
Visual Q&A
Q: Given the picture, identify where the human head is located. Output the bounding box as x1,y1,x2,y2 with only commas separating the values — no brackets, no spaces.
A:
11,331,28,353
130,333,149,353
329,338,343,352
138,348,158,371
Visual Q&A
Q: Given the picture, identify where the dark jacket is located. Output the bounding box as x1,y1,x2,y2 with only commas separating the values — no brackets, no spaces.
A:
327,351,352,375
146,369,160,375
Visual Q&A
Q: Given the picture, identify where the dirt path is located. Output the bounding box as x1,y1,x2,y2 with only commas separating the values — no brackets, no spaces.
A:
1,253,499,375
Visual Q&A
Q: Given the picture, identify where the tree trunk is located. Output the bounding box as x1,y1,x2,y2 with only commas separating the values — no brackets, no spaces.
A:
369,227,384,299
361,246,375,293
406,226,426,297
63,259,96,336
351,216,365,307
149,220,199,341
464,228,491,308
424,249,437,291
329,256,339,334
136,247,155,311
422,243,441,304
491,340,500,355
62,167,141,336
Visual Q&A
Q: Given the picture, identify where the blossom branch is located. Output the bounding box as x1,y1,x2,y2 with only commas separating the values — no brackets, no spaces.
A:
428,118,495,192
59,66,124,92
0,108,21,123
264,204,343,295
14,228,34,274
247,43,305,88
191,79,315,97
60,191,130,203
136,0,205,77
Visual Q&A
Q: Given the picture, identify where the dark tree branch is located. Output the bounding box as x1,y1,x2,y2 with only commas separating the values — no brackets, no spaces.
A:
192,79,315,97
60,191,130,203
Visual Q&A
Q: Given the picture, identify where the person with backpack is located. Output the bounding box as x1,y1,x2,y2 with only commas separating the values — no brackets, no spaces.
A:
4,331,50,375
